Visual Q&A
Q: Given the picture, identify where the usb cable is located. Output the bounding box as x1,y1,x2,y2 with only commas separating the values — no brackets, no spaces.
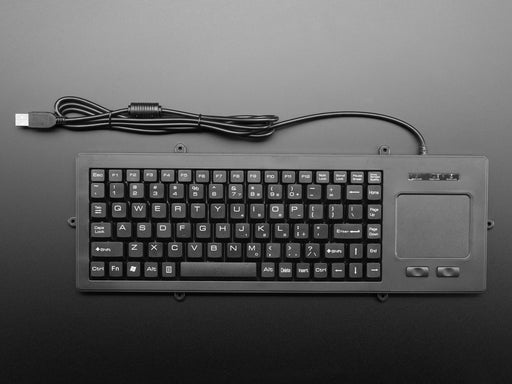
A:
16,96,428,155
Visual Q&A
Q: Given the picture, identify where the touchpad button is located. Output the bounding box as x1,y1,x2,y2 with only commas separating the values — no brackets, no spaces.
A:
396,194,470,259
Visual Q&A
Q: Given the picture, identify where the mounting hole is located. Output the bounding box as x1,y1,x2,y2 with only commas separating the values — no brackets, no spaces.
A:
174,292,186,302
376,293,389,302
378,145,391,155
174,143,187,153
487,219,495,230
67,216,76,228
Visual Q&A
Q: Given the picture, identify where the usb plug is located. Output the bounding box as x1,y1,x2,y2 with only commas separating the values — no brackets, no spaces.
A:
15,112,57,129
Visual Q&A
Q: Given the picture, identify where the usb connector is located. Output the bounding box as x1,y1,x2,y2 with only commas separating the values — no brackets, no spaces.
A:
15,112,57,129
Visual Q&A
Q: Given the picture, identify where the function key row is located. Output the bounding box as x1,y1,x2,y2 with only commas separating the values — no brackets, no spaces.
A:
91,169,382,184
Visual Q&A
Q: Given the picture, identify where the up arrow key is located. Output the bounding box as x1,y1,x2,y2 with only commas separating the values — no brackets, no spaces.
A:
91,242,124,257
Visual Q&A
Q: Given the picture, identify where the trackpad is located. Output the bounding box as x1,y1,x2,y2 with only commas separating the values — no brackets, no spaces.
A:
396,194,470,259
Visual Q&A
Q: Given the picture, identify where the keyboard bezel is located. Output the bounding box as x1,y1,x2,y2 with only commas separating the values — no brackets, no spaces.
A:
76,153,488,293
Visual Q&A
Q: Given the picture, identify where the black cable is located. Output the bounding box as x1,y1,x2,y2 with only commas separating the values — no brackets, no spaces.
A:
16,96,428,154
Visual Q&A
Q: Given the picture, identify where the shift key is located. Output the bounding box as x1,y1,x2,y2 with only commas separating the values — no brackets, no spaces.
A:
91,242,124,257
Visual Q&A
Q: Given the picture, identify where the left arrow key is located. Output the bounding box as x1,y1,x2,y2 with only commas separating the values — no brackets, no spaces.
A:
91,242,124,257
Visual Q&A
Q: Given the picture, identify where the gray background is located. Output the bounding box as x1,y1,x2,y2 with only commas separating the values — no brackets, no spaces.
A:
1,1,511,382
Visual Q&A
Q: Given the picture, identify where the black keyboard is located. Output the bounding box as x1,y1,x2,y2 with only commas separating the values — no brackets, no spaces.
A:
76,153,488,294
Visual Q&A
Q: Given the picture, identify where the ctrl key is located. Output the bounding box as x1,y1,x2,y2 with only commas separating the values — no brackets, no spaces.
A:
90,261,105,278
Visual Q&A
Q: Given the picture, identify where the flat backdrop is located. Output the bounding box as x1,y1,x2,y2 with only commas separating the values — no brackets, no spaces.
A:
1,1,511,383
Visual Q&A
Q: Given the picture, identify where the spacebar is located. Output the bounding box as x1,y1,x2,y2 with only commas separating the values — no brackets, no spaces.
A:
180,262,257,278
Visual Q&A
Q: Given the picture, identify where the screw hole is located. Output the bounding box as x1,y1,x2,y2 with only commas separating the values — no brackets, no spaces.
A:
487,219,495,230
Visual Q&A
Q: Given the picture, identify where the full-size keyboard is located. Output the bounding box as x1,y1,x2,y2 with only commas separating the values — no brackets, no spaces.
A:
76,153,488,293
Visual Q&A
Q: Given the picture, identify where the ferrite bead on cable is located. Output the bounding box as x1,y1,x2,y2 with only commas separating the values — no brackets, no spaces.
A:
128,102,162,118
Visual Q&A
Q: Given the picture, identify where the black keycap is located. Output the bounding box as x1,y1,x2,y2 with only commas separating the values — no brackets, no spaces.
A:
91,203,106,218
116,223,131,238
191,204,206,220
261,263,275,279
326,185,341,200
269,204,285,220
282,171,296,183
196,223,211,239
305,243,320,259
274,223,290,240
109,169,123,182
313,224,329,240
246,243,262,259
128,242,143,258
209,184,224,200
144,170,157,182
230,170,244,183
195,170,209,183
267,185,282,200
350,171,364,184
91,169,105,182
349,263,363,279
127,262,141,277
307,185,322,200
367,244,381,259
333,224,362,239
160,170,175,182
308,204,323,220
333,171,347,183
227,243,242,259
367,224,381,240
228,184,244,200
177,170,192,182
250,204,265,220
349,244,363,259
248,184,263,200
149,183,165,199
299,171,313,183
180,262,257,278
129,183,144,198
91,223,111,238
331,263,345,279
136,222,152,238
296,263,310,279
328,204,343,220
168,242,183,259
367,205,382,220
265,243,281,259
348,205,363,220
126,170,140,182
148,242,163,258
285,243,301,259
325,243,344,259
230,204,245,220
235,223,250,239
279,263,293,279
367,263,381,279
162,262,176,278
189,184,204,199
255,223,270,239
314,263,328,279
90,183,104,198
109,262,123,277
171,203,186,219
207,243,222,259
211,204,226,220
169,184,185,200
294,224,309,239
212,170,227,183
109,183,124,199
265,171,279,183
367,185,382,200
91,241,124,257
90,261,105,277
176,223,191,239
111,202,127,218
289,204,304,220
287,184,302,200
144,262,158,278
247,171,261,183
131,203,147,218
151,203,167,219
156,223,172,238
368,171,382,184
187,243,203,259
316,171,329,184
215,223,231,239
346,185,363,200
